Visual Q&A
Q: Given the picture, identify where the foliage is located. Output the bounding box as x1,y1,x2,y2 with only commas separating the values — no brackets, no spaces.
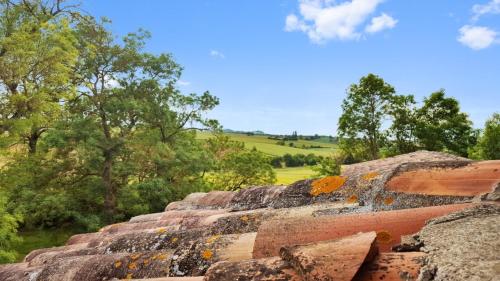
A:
469,113,500,160
0,191,20,263
338,77,478,159
338,74,396,160
206,134,276,191
313,153,343,176
385,94,418,155
0,0,79,154
415,90,475,157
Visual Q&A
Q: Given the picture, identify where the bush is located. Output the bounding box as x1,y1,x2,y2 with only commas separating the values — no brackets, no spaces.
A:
0,193,21,263
313,153,344,176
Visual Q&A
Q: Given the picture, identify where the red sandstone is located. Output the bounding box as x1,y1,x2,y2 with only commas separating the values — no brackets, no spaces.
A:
386,161,500,196
253,203,474,258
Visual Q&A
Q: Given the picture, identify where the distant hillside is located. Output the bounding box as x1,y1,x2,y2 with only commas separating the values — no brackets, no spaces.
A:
197,131,339,157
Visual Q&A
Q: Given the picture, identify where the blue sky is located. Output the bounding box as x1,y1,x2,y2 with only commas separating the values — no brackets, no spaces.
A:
82,0,500,135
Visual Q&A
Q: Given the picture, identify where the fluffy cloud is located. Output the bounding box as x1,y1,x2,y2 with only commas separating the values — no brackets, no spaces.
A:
365,13,397,33
472,0,500,21
458,25,498,50
210,50,225,59
284,0,397,43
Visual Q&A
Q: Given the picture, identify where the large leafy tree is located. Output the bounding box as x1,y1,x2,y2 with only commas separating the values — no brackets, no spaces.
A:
0,0,78,154
415,90,475,157
338,74,395,160
62,18,219,221
469,113,500,160
385,94,418,155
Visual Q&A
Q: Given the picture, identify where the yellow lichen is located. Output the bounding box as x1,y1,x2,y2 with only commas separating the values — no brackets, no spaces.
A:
240,215,249,222
114,260,122,268
128,262,137,270
376,231,393,244
383,197,394,205
310,176,347,196
143,259,150,266
125,273,133,280
152,253,168,261
130,253,142,260
201,249,213,260
156,227,167,234
346,194,358,204
362,171,380,181
171,237,178,243
206,235,221,244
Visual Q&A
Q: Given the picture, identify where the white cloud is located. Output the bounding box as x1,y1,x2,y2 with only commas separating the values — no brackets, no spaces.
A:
210,50,225,59
458,25,498,50
472,0,500,21
177,80,191,86
284,0,396,43
365,13,397,33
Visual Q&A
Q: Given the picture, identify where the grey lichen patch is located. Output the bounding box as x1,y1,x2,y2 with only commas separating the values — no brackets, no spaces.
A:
414,204,500,281
104,228,205,254
168,232,234,277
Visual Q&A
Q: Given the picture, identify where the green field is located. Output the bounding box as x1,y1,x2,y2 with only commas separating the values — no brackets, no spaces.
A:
275,166,318,185
198,131,334,184
197,132,338,157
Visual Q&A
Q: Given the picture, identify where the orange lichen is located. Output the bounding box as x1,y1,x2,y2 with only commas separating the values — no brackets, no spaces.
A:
128,262,137,270
143,259,150,266
346,194,358,204
310,176,347,196
201,249,213,260
152,253,168,261
376,231,393,244
240,215,249,222
114,260,122,268
383,197,394,205
156,227,167,234
130,253,142,260
125,273,133,279
171,237,178,243
206,235,221,244
362,171,380,181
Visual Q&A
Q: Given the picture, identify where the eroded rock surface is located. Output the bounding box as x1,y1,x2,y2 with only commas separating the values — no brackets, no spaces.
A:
0,151,498,281
413,204,500,281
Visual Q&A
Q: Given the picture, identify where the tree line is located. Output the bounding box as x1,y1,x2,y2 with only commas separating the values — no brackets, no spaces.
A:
0,0,275,262
334,74,499,166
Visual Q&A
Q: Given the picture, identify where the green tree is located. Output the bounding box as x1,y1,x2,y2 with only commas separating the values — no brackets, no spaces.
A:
0,0,79,154
50,17,219,222
206,134,276,191
338,74,396,160
415,90,475,157
385,94,418,155
0,191,20,263
313,153,343,176
469,113,500,160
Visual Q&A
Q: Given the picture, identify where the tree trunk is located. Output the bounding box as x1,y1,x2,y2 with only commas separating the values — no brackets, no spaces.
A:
27,133,39,154
103,150,116,222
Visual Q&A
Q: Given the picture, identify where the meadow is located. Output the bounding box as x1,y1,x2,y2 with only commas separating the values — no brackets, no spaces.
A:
197,132,336,185
274,166,317,185
197,132,338,157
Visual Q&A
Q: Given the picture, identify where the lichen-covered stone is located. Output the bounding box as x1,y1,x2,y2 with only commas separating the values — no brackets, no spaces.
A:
227,185,286,211
280,232,377,281
414,204,500,281
204,257,303,281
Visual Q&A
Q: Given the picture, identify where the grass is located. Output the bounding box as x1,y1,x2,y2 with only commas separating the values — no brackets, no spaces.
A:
197,132,338,157
13,228,76,262
275,166,318,185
